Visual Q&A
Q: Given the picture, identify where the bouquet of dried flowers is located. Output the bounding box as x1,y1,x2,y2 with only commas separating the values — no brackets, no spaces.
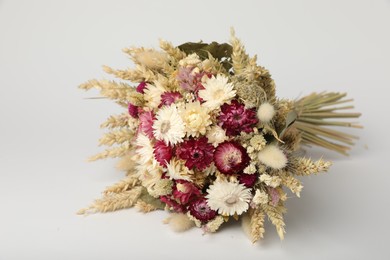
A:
78,30,361,242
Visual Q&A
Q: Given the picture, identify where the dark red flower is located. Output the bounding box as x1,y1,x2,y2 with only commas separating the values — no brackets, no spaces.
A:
172,180,201,204
136,81,147,93
159,91,182,107
189,196,217,222
218,99,258,136
238,173,258,188
128,103,140,118
160,195,186,213
176,137,214,171
213,141,250,175
154,140,173,167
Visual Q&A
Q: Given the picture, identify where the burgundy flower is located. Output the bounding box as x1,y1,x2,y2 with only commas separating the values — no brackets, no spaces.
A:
139,111,155,138
189,197,217,222
213,141,250,175
176,137,214,171
128,103,141,118
159,91,182,107
160,195,186,213
154,140,173,167
136,81,147,93
218,99,258,136
172,180,201,204
238,173,258,188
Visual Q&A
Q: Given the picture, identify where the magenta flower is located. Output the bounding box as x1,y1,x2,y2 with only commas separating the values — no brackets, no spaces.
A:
153,140,173,167
136,81,147,93
213,141,250,175
160,195,186,213
172,180,201,204
128,103,142,118
238,173,258,188
218,99,258,136
176,137,214,171
159,91,182,107
139,111,155,138
188,197,217,222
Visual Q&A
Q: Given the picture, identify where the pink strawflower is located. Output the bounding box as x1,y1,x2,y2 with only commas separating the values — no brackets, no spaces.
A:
159,91,182,107
238,173,258,188
176,137,214,171
176,67,208,92
189,197,217,222
218,99,258,136
213,141,250,175
153,140,173,167
139,111,155,138
268,187,280,206
136,81,147,93
160,196,186,213
172,180,201,204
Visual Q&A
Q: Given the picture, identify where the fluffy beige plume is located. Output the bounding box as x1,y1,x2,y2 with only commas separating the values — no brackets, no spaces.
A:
289,157,332,176
78,187,143,215
262,204,286,240
163,213,195,232
98,129,134,147
103,176,139,195
88,144,130,161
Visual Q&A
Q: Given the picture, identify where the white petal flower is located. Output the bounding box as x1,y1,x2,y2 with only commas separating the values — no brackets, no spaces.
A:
135,133,155,165
206,125,228,147
153,104,185,145
165,158,193,181
206,180,252,216
179,53,202,67
179,101,211,137
143,81,166,109
198,74,236,110
252,189,269,205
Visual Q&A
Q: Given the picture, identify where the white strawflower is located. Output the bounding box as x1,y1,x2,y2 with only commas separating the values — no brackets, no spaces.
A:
257,102,275,123
206,125,228,147
179,53,202,67
135,133,155,165
206,180,252,216
252,189,269,205
179,101,211,137
199,74,236,110
257,145,288,169
143,82,166,109
259,174,282,188
153,104,185,145
165,158,193,181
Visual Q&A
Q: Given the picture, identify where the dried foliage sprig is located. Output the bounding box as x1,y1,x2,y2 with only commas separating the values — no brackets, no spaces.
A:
79,29,361,243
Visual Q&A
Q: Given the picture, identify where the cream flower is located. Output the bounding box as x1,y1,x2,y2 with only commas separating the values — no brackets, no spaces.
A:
135,133,155,165
153,104,185,145
252,189,269,205
259,174,282,188
143,81,166,109
180,101,211,137
206,179,252,216
198,74,236,110
206,125,228,147
165,158,193,181
179,53,202,67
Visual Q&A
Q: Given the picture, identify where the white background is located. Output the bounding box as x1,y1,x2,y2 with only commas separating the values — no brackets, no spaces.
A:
1,0,390,259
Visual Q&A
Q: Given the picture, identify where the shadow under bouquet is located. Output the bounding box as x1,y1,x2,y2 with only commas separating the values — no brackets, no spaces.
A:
78,29,361,242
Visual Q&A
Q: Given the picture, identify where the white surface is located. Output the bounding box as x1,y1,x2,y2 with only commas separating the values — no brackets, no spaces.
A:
1,0,389,259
